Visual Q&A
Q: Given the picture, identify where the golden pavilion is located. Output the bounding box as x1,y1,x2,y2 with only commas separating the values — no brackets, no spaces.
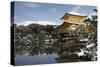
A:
56,11,94,33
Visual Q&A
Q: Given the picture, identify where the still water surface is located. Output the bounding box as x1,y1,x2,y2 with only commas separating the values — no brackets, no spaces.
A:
15,41,81,65
15,53,58,65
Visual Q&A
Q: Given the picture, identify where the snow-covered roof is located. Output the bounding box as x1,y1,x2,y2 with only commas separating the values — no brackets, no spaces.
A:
67,11,87,17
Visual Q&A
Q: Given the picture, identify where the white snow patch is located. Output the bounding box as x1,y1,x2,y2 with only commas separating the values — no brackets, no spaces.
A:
69,24,78,30
80,38,88,41
16,20,57,26
77,51,84,56
67,11,87,16
45,39,50,42
86,43,94,48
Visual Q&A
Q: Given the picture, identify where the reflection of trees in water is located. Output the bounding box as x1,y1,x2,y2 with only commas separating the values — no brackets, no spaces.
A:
15,41,57,56
15,31,96,62
55,58,80,63
15,39,82,62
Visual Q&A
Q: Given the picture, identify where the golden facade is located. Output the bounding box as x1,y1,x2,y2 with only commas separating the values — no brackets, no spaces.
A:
56,12,93,33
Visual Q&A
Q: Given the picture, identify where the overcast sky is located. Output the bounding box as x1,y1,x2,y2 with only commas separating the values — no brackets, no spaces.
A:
13,1,97,25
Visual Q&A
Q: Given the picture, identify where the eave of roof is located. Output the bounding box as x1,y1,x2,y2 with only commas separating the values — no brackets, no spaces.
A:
66,11,87,17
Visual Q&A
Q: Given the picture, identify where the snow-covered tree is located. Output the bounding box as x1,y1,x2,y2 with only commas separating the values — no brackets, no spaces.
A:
77,9,97,61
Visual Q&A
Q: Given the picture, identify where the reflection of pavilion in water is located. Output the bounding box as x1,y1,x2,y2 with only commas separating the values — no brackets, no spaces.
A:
15,40,82,63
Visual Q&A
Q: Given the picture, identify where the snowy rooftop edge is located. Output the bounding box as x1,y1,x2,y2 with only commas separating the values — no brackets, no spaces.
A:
66,11,87,16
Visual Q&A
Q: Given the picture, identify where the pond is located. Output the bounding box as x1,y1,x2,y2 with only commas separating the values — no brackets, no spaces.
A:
14,40,85,65
15,53,58,65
